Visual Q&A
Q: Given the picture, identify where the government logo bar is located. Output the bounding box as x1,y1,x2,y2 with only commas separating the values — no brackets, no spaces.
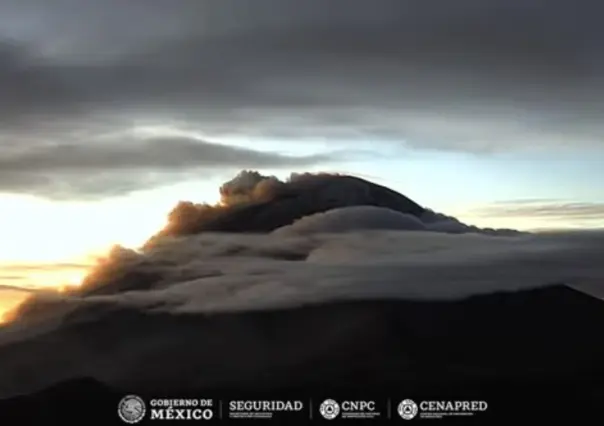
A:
116,395,489,422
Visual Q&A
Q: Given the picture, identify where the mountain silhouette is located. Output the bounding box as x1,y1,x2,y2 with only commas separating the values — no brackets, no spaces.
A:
1,285,603,423
148,173,427,241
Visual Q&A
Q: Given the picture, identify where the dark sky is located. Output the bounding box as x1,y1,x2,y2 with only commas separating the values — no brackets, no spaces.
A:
1,0,603,198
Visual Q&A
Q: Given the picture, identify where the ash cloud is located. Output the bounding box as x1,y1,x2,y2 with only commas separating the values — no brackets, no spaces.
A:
149,171,427,239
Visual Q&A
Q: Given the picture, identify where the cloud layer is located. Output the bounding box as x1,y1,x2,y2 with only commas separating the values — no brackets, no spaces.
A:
471,200,604,226
4,225,604,336
1,0,604,196
0,135,333,198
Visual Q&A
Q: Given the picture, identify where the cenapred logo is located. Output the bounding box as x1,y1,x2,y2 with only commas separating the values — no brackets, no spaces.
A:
118,395,146,424
319,399,340,420
398,399,418,420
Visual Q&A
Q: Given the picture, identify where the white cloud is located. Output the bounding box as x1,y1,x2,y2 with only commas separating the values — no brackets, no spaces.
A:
5,228,602,325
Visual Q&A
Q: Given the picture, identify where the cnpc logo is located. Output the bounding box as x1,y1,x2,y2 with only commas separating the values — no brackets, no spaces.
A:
398,399,418,420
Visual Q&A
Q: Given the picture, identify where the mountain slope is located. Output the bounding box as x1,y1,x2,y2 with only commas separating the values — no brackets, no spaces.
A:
1,285,603,397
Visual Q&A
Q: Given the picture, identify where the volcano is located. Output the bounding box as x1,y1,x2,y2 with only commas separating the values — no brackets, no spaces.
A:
147,172,428,241
0,171,602,423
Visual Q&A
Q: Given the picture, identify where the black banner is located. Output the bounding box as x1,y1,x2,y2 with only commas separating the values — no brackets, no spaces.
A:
1,384,603,425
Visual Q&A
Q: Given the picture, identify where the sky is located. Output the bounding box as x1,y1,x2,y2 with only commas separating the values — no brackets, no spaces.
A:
1,0,604,318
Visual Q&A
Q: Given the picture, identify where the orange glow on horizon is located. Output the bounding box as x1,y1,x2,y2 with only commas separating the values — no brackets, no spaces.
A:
0,264,91,325
0,182,222,325
0,290,31,326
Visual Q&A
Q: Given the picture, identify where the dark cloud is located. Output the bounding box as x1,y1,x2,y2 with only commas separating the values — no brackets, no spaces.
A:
0,136,334,198
0,0,603,188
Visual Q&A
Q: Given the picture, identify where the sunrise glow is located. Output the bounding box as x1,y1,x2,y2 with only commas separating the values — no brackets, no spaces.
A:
0,182,224,318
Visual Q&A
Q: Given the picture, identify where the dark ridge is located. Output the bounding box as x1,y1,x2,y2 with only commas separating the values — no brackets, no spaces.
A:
1,285,603,396
0,378,119,425
1,285,603,422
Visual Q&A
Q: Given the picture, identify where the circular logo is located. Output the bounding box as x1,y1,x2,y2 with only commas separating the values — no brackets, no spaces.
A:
319,399,340,420
398,399,418,420
118,395,146,424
